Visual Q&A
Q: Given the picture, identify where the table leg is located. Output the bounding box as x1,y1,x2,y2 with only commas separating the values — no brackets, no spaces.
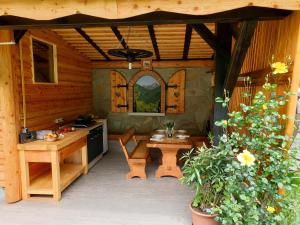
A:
51,151,61,201
19,150,30,199
156,148,182,179
81,145,88,174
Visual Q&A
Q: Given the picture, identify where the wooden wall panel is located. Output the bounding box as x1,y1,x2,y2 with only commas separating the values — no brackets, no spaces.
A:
18,29,92,131
231,12,300,137
110,71,127,113
167,70,186,113
0,29,92,191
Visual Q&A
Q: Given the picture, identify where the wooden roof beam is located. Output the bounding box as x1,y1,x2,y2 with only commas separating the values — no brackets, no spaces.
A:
111,26,128,49
224,20,257,96
0,8,291,29
192,24,230,59
147,25,160,60
182,24,192,60
75,28,110,60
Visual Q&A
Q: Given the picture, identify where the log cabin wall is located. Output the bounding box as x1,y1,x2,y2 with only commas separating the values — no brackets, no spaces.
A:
229,11,300,130
0,29,92,191
18,29,93,131
0,88,5,187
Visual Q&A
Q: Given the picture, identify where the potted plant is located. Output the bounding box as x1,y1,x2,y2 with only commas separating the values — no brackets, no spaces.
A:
181,59,300,225
181,140,228,225
164,121,175,138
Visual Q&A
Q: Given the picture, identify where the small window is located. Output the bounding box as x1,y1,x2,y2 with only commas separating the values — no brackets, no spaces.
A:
31,37,57,83
133,75,161,113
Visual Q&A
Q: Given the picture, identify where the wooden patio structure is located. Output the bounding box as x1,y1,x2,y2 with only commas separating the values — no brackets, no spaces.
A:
0,0,300,203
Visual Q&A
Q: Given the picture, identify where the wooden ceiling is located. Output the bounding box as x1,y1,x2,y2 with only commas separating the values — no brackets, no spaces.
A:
52,24,214,61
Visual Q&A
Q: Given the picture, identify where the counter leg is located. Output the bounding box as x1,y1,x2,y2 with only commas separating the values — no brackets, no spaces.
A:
51,151,61,201
19,150,30,200
81,145,88,174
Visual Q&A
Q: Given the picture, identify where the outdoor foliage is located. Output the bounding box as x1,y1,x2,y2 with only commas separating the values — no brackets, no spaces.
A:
181,59,300,225
134,76,161,112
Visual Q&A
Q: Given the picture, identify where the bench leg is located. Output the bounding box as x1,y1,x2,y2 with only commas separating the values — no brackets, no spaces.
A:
127,162,147,180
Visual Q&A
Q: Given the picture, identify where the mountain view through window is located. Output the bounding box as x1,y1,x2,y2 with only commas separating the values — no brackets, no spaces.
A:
133,75,161,113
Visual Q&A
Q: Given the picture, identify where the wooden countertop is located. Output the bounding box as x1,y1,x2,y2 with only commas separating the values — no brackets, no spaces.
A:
17,129,89,151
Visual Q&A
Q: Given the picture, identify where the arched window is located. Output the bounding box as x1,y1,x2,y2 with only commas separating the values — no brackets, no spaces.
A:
134,76,161,113
128,70,165,113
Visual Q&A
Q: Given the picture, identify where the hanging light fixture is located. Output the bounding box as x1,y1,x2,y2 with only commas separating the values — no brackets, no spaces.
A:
108,26,153,69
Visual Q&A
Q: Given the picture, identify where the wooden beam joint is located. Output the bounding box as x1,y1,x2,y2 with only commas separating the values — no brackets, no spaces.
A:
192,23,231,60
13,30,27,44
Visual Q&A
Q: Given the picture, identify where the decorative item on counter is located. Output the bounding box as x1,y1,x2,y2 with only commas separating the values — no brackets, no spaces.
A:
57,127,75,134
164,121,175,138
43,132,64,142
19,127,37,143
36,130,52,140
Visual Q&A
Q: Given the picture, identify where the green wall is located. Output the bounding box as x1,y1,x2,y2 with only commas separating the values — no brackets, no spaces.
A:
92,68,213,135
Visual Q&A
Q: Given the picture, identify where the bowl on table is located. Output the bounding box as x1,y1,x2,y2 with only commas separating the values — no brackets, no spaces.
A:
152,134,165,139
177,130,187,134
176,134,190,140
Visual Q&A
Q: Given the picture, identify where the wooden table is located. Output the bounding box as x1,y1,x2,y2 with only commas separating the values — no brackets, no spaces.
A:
146,134,192,179
17,129,89,201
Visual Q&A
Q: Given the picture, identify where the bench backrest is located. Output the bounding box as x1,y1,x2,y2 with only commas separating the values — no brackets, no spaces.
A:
119,127,135,161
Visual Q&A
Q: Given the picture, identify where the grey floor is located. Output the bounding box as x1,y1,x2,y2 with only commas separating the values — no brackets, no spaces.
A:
0,141,193,225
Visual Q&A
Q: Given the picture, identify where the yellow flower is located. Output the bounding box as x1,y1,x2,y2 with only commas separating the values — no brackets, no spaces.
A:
262,104,268,110
267,206,276,214
237,150,255,167
271,62,288,74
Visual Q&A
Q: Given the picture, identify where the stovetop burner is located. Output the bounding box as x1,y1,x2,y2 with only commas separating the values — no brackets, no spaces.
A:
73,115,96,128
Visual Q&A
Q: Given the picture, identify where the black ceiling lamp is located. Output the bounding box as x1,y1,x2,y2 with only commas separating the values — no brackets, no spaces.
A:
108,26,153,69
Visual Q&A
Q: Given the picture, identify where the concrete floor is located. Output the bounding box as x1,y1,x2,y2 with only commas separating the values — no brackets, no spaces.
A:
0,141,193,225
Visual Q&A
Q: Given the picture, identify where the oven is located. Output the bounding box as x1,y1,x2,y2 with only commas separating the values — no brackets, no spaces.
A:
87,125,103,163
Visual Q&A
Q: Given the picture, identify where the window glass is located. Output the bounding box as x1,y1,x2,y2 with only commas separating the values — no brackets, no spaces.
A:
133,75,161,112
32,38,57,83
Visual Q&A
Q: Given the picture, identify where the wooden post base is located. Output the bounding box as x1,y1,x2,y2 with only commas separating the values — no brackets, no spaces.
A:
155,148,182,179
127,160,147,180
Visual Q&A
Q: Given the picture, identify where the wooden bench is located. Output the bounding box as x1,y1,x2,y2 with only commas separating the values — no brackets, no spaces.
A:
119,127,150,179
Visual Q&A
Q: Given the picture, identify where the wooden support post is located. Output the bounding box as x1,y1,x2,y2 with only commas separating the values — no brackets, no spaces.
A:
224,21,257,96
0,29,22,203
285,14,300,137
211,24,232,144
81,145,88,174
51,151,61,201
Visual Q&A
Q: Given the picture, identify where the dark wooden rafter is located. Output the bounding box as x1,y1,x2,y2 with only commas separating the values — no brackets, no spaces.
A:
224,21,257,96
191,24,230,59
111,26,128,49
147,25,160,60
182,24,192,60
13,29,27,43
75,28,110,60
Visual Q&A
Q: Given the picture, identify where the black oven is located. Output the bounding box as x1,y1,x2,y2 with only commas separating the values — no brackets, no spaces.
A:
87,125,103,163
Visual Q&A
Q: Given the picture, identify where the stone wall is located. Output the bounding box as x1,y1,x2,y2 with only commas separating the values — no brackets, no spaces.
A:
92,68,213,135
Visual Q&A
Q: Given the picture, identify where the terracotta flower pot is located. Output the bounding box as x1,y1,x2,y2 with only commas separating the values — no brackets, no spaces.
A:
190,204,220,225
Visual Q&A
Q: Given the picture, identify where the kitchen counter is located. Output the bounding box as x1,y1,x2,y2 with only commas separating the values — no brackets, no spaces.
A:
17,129,89,151
17,129,89,201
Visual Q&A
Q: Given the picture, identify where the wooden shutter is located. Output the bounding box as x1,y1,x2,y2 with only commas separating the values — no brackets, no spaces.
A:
110,71,127,112
166,70,185,113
